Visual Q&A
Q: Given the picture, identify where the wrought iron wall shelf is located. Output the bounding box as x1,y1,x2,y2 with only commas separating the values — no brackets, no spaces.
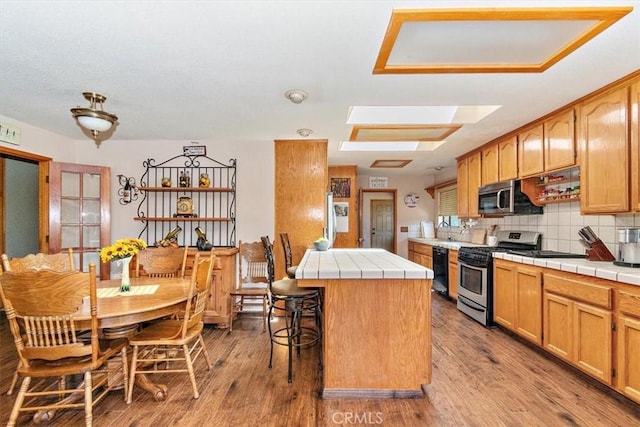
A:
135,154,236,248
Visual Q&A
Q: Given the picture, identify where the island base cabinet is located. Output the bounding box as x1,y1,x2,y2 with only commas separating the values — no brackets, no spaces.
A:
321,278,431,398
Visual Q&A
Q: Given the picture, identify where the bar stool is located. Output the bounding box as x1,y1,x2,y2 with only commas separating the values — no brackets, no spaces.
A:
261,236,322,383
279,233,298,279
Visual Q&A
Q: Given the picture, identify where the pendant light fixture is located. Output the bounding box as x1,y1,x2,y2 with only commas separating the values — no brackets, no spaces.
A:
70,92,118,146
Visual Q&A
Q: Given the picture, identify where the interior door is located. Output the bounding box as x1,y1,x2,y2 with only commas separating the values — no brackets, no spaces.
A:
49,162,111,279
370,199,394,251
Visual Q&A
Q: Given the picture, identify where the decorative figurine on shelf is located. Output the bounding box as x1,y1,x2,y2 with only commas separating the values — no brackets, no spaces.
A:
161,177,172,187
179,171,191,187
199,173,210,188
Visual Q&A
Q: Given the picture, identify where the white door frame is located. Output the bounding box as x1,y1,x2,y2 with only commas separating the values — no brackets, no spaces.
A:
358,189,397,253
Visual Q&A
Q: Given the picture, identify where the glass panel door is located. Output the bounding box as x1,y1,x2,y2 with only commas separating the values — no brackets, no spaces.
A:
49,162,110,279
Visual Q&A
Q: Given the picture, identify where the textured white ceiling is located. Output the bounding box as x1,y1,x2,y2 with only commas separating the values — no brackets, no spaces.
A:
1,0,639,177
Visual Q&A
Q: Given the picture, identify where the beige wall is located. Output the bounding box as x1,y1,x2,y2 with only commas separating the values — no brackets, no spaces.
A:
1,114,275,247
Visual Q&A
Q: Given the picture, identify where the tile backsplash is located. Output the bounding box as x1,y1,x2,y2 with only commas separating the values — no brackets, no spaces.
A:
477,201,639,255
406,202,639,256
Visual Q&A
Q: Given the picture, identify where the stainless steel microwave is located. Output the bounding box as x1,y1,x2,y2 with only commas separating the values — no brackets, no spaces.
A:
477,180,543,216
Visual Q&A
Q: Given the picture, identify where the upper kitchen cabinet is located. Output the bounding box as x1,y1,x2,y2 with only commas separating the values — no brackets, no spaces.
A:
481,143,499,185
519,109,577,178
457,152,481,218
498,136,518,182
518,124,544,178
480,136,517,185
544,108,577,172
579,85,629,214
631,79,640,212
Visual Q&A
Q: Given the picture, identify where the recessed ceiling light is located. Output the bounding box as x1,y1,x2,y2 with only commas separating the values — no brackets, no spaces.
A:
346,105,500,125
297,128,313,137
285,89,308,104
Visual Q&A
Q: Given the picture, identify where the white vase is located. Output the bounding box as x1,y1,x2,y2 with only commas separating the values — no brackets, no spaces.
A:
118,256,133,292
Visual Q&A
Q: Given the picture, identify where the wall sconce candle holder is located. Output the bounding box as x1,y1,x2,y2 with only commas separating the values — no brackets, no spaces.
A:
118,175,139,205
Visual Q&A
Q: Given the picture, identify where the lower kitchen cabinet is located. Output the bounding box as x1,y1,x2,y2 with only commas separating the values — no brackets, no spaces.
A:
448,249,458,300
543,271,613,385
617,290,640,403
493,259,543,344
408,241,432,269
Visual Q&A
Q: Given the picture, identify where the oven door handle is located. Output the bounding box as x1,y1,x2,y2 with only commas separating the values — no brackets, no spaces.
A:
458,260,485,272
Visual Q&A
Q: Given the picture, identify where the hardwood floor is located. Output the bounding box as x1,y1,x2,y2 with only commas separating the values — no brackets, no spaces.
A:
1,295,638,426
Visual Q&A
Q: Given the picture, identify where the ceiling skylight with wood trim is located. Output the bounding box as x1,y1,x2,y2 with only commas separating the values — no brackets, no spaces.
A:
370,159,413,168
350,125,461,142
373,7,633,74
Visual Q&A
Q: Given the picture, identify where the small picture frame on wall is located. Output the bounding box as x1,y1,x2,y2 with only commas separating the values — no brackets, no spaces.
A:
330,178,351,198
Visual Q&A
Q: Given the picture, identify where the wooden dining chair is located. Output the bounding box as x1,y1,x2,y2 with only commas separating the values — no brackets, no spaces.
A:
229,240,269,332
1,248,76,396
134,246,189,278
1,248,75,273
0,264,128,427
127,250,215,403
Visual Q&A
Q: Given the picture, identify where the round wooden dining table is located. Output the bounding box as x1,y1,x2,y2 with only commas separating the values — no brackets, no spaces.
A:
77,277,192,401
76,277,191,328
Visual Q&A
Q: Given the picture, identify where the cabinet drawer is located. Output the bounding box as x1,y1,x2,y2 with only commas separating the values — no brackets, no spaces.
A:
544,272,613,309
619,291,640,318
412,243,433,256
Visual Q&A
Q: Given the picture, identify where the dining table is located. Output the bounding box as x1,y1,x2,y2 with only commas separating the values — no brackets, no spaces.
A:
76,276,192,402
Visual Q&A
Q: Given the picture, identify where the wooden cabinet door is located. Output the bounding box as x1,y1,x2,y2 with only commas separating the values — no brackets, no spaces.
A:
493,259,516,329
544,109,576,172
499,136,518,181
518,124,544,177
579,87,629,213
456,158,469,217
617,314,640,403
515,265,543,345
481,144,499,185
467,152,481,218
573,302,612,384
543,291,573,362
448,250,458,300
631,80,640,212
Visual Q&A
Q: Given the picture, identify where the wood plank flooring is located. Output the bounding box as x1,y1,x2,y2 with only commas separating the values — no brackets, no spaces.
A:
1,295,639,426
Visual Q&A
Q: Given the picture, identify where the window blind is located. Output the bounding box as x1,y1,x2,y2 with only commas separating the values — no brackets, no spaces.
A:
438,187,457,216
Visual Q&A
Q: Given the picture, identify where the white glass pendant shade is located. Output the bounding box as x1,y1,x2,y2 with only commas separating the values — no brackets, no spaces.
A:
70,92,118,145
76,115,113,132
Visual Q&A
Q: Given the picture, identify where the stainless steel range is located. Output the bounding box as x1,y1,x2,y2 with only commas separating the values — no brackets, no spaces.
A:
457,231,587,326
457,231,541,326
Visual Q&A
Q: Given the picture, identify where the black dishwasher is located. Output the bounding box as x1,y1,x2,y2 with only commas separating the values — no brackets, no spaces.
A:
432,246,449,298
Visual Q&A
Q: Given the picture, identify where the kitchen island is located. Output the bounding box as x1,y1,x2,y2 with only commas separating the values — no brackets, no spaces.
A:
296,248,433,398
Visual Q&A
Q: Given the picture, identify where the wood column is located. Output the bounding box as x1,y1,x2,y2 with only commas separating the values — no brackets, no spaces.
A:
274,139,327,278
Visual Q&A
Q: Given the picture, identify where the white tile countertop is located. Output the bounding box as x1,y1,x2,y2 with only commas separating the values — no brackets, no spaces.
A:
493,252,640,286
408,237,488,250
296,248,433,280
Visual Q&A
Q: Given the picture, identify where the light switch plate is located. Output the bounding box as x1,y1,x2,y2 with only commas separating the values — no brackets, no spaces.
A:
0,122,21,145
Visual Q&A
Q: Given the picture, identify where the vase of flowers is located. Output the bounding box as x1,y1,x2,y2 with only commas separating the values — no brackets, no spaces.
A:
100,238,147,292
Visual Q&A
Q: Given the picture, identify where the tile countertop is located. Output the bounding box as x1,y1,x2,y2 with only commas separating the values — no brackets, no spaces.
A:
408,237,488,250
296,248,434,280
493,252,640,287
